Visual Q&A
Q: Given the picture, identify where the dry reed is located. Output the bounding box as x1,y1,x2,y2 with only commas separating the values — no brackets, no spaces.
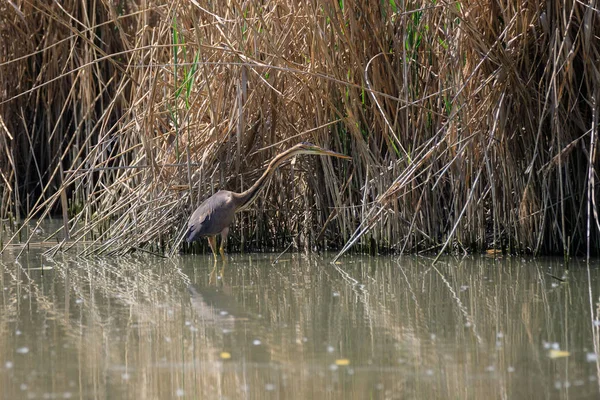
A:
1,1,600,257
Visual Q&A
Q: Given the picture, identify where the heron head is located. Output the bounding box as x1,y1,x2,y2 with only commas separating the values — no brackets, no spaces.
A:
295,142,352,160
186,223,199,243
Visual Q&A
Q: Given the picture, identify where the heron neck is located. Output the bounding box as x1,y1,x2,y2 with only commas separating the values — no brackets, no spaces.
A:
234,147,299,212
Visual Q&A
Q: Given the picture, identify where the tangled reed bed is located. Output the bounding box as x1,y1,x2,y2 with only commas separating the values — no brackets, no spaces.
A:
1,1,600,258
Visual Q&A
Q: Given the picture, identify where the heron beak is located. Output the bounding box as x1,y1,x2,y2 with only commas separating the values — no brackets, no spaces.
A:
316,149,352,160
186,230,195,243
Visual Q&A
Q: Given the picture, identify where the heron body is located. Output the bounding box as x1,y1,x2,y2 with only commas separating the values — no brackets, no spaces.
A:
185,142,350,259
186,190,236,258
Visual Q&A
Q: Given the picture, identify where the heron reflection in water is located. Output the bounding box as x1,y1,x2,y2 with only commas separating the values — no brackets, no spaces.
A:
186,142,351,259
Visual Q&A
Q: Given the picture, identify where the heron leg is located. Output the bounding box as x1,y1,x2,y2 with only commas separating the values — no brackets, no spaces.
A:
207,236,218,260
219,227,229,259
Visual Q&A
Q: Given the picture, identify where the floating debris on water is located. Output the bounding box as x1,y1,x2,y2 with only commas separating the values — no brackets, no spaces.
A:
554,380,571,389
549,349,570,359
543,341,560,350
265,383,275,391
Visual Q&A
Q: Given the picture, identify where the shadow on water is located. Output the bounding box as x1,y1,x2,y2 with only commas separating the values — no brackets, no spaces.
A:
1,247,600,399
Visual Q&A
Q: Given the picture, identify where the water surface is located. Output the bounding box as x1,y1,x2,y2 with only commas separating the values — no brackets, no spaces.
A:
1,247,600,399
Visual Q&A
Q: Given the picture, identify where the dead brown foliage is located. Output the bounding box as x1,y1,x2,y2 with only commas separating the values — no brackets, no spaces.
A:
1,1,600,257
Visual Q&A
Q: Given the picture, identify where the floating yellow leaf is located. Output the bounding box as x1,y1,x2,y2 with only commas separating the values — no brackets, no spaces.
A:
335,359,350,366
549,350,570,359
220,352,231,360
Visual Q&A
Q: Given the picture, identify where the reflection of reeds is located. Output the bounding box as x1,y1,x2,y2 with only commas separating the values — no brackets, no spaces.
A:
2,2,600,256
1,252,598,398
0,251,237,398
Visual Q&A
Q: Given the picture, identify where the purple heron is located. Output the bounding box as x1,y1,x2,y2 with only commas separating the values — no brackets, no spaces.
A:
186,142,351,259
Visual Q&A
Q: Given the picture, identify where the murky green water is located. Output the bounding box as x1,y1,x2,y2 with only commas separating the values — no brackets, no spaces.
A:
1,244,600,399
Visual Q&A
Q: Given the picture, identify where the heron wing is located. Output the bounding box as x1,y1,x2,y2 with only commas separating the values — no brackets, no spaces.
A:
189,191,236,236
